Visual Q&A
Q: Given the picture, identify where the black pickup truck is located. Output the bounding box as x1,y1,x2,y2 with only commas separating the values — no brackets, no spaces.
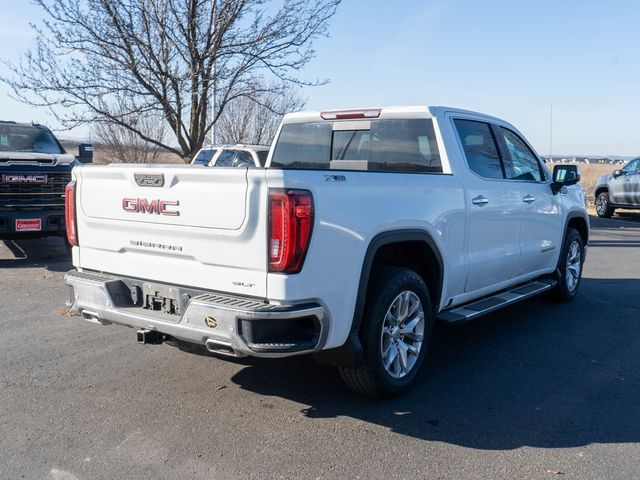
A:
0,121,92,243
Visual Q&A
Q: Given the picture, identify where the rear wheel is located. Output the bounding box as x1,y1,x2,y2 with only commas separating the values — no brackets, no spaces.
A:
553,228,584,302
595,191,614,218
63,236,73,256
339,267,433,398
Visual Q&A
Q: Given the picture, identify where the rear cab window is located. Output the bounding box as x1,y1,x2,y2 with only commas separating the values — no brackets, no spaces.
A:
270,118,442,173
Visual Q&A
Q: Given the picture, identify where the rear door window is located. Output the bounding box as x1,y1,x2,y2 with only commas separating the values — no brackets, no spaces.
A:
271,119,442,173
454,119,504,179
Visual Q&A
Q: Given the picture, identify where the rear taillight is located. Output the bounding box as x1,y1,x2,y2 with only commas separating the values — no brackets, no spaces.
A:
65,181,78,246
268,189,314,273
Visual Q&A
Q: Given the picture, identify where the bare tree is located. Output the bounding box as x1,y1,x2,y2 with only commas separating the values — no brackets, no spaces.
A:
94,115,167,164
2,0,340,161
216,83,305,145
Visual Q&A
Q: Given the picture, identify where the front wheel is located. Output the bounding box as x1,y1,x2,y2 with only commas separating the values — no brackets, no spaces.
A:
595,191,614,218
553,228,584,302
338,267,433,398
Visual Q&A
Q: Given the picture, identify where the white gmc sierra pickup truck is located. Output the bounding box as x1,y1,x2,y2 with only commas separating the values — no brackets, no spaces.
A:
64,106,589,397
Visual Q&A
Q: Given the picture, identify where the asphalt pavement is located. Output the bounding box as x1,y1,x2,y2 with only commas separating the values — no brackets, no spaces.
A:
1,215,639,480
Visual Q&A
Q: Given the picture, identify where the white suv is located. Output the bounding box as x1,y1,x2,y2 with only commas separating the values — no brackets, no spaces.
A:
64,106,589,397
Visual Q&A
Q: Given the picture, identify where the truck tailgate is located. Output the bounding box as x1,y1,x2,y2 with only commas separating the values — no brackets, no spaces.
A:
74,165,268,297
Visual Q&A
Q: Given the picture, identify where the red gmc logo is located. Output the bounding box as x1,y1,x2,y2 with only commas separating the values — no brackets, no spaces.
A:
122,198,180,216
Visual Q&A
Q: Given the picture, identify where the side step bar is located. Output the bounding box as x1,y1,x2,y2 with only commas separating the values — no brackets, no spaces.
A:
437,279,557,325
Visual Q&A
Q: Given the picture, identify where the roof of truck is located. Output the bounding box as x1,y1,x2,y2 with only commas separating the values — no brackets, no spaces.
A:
199,144,270,151
282,106,504,124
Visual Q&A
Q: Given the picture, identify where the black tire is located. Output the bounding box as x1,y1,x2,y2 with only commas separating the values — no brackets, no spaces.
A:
595,191,614,218
63,236,73,256
553,228,584,303
338,267,433,398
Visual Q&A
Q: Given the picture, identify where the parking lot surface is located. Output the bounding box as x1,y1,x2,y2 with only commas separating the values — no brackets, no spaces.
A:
1,215,639,480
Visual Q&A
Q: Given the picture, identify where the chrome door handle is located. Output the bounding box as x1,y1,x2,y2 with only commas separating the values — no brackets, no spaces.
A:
472,195,489,206
523,194,536,203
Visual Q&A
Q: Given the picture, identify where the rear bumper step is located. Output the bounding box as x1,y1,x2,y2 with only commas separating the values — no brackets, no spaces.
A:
437,279,558,324
64,269,328,358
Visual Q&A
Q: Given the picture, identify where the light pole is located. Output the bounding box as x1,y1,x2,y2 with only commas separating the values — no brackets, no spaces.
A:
211,64,216,146
549,102,553,161
210,1,217,146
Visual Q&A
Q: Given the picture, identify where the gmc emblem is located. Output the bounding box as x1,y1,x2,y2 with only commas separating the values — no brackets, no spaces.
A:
2,174,47,184
122,198,180,216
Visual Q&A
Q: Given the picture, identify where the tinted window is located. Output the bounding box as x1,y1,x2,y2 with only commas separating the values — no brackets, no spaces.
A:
499,128,543,182
369,119,441,172
193,149,218,165
271,122,332,169
454,119,503,179
271,119,442,173
215,150,237,167
234,150,254,167
256,151,269,166
0,124,64,154
622,159,640,174
332,130,370,161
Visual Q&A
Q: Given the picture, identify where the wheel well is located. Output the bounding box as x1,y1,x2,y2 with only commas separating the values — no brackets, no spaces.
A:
568,217,589,245
594,186,608,199
370,240,442,312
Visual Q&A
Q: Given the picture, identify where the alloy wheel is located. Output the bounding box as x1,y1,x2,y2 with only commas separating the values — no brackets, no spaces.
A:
380,291,425,379
565,240,582,292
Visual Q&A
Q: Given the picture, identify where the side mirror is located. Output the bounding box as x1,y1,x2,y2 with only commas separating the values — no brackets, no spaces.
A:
552,164,580,194
612,169,625,178
77,143,94,164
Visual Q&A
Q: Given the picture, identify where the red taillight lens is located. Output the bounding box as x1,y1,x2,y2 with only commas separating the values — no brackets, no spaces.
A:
320,109,381,120
65,181,78,246
268,189,314,273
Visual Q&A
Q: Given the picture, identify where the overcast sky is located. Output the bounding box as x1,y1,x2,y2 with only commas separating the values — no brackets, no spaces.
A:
1,0,639,156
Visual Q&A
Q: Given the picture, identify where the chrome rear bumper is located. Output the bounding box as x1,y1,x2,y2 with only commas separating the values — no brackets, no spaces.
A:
64,269,328,358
